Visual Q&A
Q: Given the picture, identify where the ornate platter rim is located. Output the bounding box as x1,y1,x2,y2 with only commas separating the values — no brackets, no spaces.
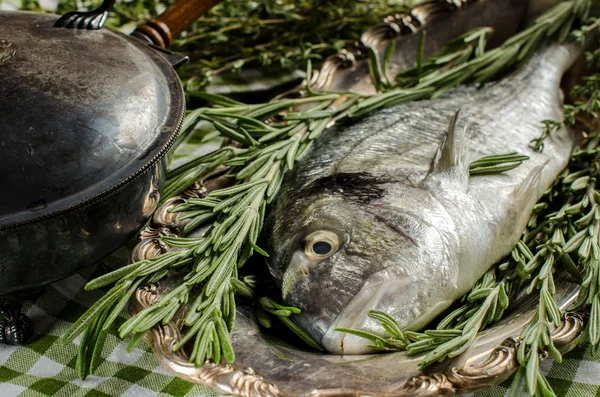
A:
128,1,587,395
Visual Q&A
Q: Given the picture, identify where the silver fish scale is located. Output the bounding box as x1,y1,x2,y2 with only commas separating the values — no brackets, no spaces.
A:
265,44,580,354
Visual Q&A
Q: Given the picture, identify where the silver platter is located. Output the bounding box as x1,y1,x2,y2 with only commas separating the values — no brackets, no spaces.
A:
128,171,584,397
131,277,583,397
127,1,586,395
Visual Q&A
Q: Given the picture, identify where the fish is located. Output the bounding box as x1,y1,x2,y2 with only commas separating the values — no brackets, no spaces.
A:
263,43,581,354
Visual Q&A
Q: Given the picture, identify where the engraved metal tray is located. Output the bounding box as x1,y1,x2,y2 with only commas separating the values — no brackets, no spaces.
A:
127,1,587,396
132,276,583,397
129,174,585,397
130,180,585,397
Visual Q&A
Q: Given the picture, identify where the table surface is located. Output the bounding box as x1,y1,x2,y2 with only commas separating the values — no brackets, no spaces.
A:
0,262,218,397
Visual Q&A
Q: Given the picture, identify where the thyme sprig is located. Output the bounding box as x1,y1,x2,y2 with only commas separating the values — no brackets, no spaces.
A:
63,0,597,383
532,16,600,151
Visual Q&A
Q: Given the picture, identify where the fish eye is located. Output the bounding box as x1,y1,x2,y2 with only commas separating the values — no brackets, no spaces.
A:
304,230,339,260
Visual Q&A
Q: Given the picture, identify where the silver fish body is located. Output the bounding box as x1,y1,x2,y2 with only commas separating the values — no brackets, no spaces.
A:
263,44,580,354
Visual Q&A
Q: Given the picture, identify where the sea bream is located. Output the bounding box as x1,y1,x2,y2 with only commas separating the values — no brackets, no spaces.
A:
263,43,581,354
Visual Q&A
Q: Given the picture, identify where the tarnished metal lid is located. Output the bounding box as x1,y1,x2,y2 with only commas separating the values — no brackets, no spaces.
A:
0,12,184,229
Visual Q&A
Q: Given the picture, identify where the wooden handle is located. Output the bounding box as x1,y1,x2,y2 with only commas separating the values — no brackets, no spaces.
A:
132,0,223,48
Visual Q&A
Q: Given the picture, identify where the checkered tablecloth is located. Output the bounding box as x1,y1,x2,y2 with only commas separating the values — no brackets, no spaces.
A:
0,247,218,397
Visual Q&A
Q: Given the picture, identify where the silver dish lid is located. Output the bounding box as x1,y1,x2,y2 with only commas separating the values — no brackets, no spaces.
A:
0,11,185,229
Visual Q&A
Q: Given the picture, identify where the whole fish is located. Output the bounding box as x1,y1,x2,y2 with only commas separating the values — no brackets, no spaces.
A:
263,44,580,354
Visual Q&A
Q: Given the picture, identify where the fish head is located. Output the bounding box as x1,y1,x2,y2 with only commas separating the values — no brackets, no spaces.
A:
265,173,457,354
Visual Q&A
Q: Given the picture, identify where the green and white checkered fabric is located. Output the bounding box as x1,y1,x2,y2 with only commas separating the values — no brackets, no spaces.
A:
0,248,219,397
459,347,600,397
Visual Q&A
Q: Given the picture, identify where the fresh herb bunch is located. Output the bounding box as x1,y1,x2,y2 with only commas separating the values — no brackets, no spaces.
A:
62,0,598,387
510,35,600,396
19,0,421,90
345,124,600,397
341,14,600,397
173,0,422,91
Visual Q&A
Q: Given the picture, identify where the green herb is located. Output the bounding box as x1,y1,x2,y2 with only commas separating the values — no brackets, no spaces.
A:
258,296,324,351
21,0,422,90
469,152,530,175
173,0,422,90
342,0,594,121
340,14,600,396
63,0,597,385
532,16,600,151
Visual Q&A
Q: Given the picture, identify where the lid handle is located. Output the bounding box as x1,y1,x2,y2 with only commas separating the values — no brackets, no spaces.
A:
53,0,115,30
131,0,222,48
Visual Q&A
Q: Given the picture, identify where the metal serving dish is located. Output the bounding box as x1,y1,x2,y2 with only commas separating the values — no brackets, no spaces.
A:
0,0,218,344
132,273,583,397
129,172,584,397
121,1,588,395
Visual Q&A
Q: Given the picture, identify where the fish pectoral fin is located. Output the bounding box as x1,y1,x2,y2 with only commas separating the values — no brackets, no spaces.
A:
425,110,469,189
512,163,544,207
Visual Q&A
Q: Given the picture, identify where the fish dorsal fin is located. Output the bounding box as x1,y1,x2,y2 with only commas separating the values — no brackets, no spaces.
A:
426,110,469,189
513,164,544,207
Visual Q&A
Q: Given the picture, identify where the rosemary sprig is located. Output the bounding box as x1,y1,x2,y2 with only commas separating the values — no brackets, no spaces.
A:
469,152,530,175
64,0,597,381
258,296,324,351
344,16,600,394
22,0,420,90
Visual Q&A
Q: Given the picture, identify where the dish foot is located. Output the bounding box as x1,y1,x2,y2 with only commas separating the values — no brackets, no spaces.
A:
0,302,33,345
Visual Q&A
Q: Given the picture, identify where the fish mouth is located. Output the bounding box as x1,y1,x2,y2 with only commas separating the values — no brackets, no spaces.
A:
321,266,452,354
320,267,409,354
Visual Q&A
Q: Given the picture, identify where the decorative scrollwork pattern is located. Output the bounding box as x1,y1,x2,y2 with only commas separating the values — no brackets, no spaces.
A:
310,0,477,97
132,279,283,397
0,40,16,65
